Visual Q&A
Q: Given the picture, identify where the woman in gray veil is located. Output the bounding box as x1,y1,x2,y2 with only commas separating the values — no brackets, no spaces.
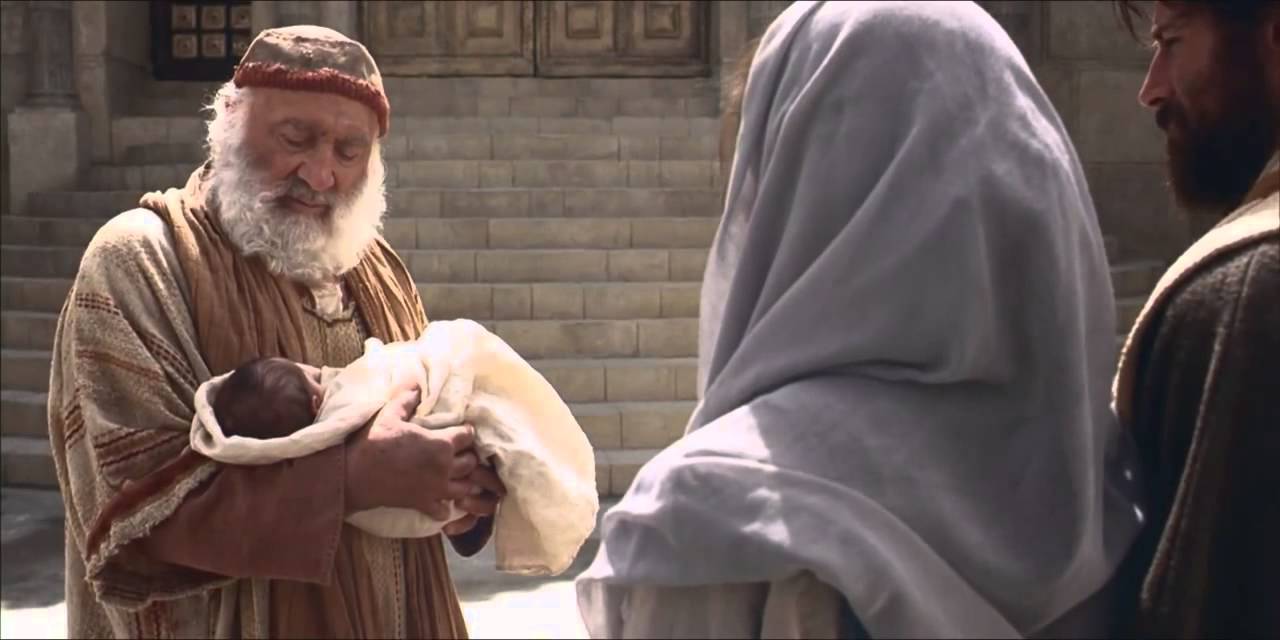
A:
575,1,1143,638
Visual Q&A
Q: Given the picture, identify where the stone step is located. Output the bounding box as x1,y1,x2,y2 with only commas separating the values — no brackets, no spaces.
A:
0,350,51,393
0,430,657,496
0,307,696,358
101,130,718,170
23,187,722,220
1,215,720,251
0,436,56,489
1,385,691,455
0,276,702,321
1,390,48,438
0,349,696,403
0,244,710,283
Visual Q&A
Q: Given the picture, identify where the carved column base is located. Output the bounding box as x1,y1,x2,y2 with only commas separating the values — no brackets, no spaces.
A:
6,106,89,214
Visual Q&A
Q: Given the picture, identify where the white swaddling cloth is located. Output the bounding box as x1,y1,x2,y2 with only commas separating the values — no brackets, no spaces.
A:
190,319,599,576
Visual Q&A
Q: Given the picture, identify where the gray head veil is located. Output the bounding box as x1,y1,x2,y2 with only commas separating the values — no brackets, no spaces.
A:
577,1,1142,637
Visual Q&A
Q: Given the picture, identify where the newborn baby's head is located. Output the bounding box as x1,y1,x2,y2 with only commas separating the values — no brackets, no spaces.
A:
213,357,324,439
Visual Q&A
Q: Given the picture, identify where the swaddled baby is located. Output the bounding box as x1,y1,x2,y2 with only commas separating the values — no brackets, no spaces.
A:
193,319,598,576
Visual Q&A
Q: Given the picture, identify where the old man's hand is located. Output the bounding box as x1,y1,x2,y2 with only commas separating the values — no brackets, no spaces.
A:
344,389,482,520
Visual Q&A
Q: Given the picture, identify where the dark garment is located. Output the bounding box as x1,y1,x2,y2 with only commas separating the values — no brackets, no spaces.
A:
1119,238,1280,639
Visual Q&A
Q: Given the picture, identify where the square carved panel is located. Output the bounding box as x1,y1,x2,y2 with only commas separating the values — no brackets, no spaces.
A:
466,2,504,38
230,5,252,30
200,5,226,30
389,2,428,39
565,2,602,39
644,2,681,39
232,33,251,57
171,4,196,30
202,33,226,58
173,33,198,59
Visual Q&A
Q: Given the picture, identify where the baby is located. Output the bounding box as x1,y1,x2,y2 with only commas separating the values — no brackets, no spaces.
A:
212,357,325,440
192,319,599,576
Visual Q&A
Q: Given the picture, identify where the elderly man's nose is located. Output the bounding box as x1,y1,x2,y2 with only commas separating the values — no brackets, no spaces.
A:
297,152,337,192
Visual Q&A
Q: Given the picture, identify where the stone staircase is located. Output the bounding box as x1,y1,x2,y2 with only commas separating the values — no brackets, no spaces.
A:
0,106,1165,496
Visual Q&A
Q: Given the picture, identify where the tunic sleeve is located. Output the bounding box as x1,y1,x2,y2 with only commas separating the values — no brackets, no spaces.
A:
50,209,345,610
1125,240,1280,638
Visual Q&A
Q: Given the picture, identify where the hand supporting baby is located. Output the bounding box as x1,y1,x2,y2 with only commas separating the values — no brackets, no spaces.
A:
344,388,506,541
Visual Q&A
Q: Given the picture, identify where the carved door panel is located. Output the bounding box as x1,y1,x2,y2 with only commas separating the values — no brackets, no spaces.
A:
364,1,535,76
536,1,710,77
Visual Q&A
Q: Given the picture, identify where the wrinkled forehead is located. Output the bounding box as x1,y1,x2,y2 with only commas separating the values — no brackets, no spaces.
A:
245,88,378,141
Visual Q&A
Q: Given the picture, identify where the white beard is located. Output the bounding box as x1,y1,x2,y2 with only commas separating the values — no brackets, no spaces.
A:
208,117,387,285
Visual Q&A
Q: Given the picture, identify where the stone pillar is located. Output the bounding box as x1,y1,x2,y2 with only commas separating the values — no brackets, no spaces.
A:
319,1,358,38
251,1,278,36
7,0,89,214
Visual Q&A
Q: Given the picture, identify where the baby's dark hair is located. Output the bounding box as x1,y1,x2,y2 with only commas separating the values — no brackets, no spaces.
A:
212,357,318,440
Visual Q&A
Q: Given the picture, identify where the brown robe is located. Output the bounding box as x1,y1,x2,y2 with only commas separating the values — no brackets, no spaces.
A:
1113,167,1279,638
49,165,471,638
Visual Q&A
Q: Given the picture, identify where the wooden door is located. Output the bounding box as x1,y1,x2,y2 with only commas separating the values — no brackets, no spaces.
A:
536,1,709,77
363,1,535,76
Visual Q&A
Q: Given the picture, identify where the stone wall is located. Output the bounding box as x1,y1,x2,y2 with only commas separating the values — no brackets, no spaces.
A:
0,0,28,214
73,1,150,163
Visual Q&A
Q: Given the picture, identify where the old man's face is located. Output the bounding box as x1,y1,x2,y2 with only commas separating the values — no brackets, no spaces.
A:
208,85,387,284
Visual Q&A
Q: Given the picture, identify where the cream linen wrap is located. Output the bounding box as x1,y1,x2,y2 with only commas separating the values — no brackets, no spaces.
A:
190,319,599,576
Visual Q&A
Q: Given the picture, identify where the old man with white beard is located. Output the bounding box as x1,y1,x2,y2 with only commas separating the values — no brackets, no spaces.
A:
46,25,503,638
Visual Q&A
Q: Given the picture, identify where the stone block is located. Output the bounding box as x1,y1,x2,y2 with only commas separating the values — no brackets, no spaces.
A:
621,403,693,449
536,360,605,403
584,284,662,319
477,250,608,282
477,97,510,117
1033,63,1078,138
493,320,637,359
441,190,530,218
1076,69,1163,163
627,161,661,188
620,137,660,161
408,134,492,160
491,117,541,134
8,108,90,214
660,136,718,160
410,251,476,283
618,98,687,118
632,217,718,249
979,1,1044,63
575,406,623,450
513,161,626,188
686,96,719,117
660,283,701,317
492,284,532,320
489,218,630,249
1085,162,1186,260
661,161,715,188
388,189,442,218
531,284,585,319
418,283,493,320
111,116,168,162
638,319,698,357
606,361,675,401
675,363,699,400
608,250,669,281
479,161,514,187
577,97,620,118
382,135,409,160
382,219,417,249
539,118,612,135
510,96,578,117
494,134,619,161
1046,1,1152,63
399,116,490,134
416,219,488,249
398,161,480,188
533,78,589,97
564,188,719,218
1,2,27,56
670,249,709,280
531,190,566,216
613,117,690,136
689,117,721,137
167,117,204,145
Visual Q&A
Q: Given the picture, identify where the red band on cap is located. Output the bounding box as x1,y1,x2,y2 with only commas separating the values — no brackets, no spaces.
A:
233,62,390,137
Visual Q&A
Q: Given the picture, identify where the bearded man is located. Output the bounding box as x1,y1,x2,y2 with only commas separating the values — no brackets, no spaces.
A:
1111,1,1279,637
47,26,503,638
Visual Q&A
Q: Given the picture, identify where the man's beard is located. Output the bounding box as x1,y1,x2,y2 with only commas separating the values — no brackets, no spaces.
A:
209,136,388,285
1159,39,1278,216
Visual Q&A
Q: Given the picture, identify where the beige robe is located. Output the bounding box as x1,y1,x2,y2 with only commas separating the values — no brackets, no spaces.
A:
49,169,468,637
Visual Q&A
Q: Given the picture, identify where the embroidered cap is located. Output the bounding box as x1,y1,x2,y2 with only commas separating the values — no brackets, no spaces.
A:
233,25,390,137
